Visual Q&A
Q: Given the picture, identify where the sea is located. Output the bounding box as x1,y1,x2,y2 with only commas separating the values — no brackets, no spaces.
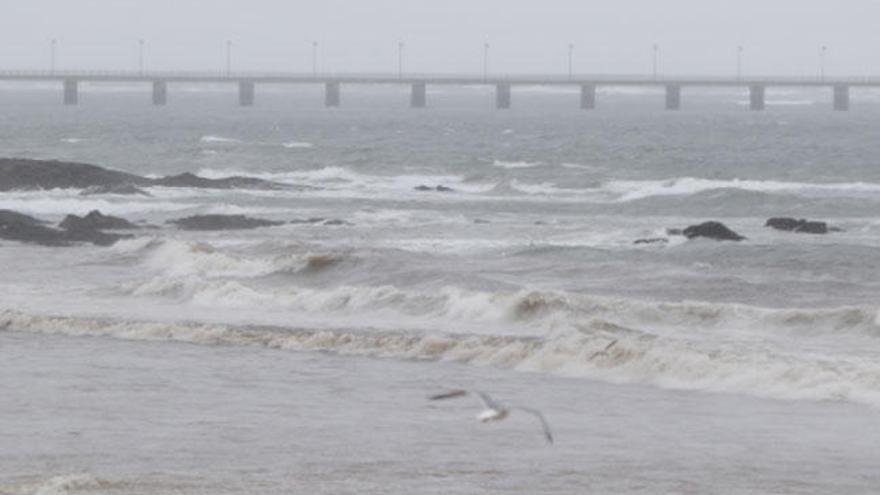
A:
2,82,880,494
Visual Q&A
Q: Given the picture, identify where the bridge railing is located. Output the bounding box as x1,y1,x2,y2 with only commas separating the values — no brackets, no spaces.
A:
2,70,880,85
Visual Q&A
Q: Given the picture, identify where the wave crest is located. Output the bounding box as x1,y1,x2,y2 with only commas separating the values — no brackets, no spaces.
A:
5,311,880,407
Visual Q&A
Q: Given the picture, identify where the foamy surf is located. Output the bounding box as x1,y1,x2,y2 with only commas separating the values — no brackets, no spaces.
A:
282,141,315,149
4,309,880,407
199,135,240,144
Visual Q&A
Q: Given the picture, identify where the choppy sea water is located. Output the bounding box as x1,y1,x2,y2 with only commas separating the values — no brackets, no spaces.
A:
2,83,880,494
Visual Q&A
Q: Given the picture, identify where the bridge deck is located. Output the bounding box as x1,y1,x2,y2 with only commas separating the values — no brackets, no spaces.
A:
1,71,878,87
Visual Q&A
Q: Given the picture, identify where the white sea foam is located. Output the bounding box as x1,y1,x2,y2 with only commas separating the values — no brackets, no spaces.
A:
282,141,315,149
492,160,542,169
200,135,240,144
4,309,880,407
0,192,194,217
32,474,104,495
602,177,880,202
60,137,88,144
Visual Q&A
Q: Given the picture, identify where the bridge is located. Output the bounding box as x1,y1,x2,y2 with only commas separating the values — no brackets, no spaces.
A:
1,70,875,111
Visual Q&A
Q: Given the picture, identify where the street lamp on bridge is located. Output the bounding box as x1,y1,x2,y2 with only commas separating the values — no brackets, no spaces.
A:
819,45,827,82
311,41,318,77
652,43,659,81
737,45,743,81
398,41,405,80
482,42,490,82
568,43,574,81
138,39,145,76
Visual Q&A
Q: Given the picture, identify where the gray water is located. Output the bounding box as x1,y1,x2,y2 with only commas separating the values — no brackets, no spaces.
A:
2,83,880,494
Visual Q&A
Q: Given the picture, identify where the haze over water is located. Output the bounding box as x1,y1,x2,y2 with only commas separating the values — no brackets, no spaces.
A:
3,84,880,493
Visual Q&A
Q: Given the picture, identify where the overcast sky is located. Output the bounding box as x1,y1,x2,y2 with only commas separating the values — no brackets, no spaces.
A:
1,0,878,77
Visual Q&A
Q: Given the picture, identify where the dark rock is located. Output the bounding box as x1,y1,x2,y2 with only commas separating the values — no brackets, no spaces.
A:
0,209,129,247
414,184,456,192
60,210,140,231
80,184,152,197
168,214,285,231
683,221,745,241
322,219,353,226
634,238,669,245
0,158,147,191
474,219,491,224
765,217,829,234
152,172,285,190
290,218,327,224
0,158,286,192
666,228,684,236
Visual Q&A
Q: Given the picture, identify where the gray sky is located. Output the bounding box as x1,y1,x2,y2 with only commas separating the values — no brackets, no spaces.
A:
1,0,878,76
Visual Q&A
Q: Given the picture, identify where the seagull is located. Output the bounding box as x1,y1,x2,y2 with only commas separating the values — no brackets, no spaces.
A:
429,389,554,444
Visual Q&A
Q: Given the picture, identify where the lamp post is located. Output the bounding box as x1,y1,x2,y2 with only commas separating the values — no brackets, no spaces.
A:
652,43,659,80
819,45,827,82
398,41,404,79
568,43,574,81
138,39,145,75
736,45,743,81
482,42,489,82
311,41,318,77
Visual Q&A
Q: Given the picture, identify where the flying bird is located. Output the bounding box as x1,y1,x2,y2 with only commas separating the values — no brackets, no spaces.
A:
428,389,554,444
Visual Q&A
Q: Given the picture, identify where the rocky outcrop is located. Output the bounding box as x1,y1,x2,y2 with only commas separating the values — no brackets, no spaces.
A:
0,159,147,191
0,158,286,192
0,209,130,246
765,217,831,234
152,172,285,190
168,214,285,231
682,221,746,241
59,210,140,231
634,238,669,245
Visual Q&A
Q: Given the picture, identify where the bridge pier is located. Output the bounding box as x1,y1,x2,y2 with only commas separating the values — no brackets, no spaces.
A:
834,84,850,111
152,80,167,106
749,85,765,111
580,84,596,110
410,82,427,108
325,82,340,107
238,81,255,106
496,83,511,109
63,79,78,105
665,84,681,110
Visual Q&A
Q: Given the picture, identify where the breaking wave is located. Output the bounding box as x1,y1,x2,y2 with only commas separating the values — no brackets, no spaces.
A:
4,309,880,407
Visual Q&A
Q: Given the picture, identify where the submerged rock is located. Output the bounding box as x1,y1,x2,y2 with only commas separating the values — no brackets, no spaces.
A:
634,238,669,245
414,184,455,192
152,172,285,190
168,214,285,231
0,209,129,247
682,221,746,241
60,210,140,231
322,219,353,226
765,217,830,234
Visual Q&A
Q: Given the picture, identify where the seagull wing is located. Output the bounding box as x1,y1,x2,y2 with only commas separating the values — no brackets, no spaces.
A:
428,390,503,410
514,407,554,444
475,391,505,410
428,389,469,401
